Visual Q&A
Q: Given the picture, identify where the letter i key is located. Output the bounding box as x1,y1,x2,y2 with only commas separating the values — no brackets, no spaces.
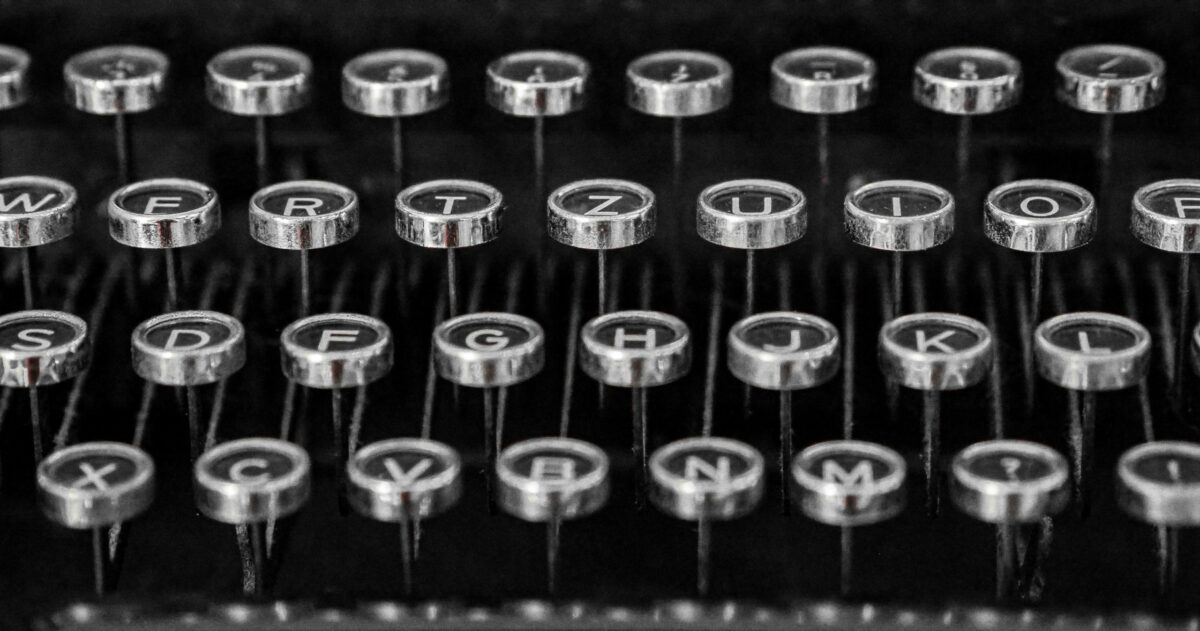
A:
0,176,77,309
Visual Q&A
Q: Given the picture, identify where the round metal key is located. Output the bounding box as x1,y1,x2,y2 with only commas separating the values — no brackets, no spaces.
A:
249,180,359,250
950,440,1070,524
844,180,954,251
0,176,77,248
64,46,168,115
879,312,993,391
108,178,220,249
696,179,807,250
580,310,691,388
0,45,30,110
547,179,656,250
496,437,610,522
395,179,504,248
281,313,392,390
791,440,906,526
1056,44,1166,114
1117,441,1200,527
626,50,733,118
1034,312,1150,391
433,312,544,388
38,441,155,529
649,437,764,520
342,49,449,117
195,438,311,524
913,47,1022,115
206,46,313,116
132,311,245,386
771,47,875,114
727,312,840,391
347,438,463,522
985,179,1096,253
1132,179,1200,253
486,50,590,117
0,310,88,387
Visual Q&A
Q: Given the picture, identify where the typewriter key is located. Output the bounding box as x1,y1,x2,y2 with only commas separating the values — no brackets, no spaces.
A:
0,310,88,463
771,47,875,184
207,46,313,187
0,45,29,111
434,312,544,507
985,179,1096,326
64,46,168,183
728,312,839,511
132,311,245,460
1035,312,1150,512
250,180,359,317
1132,179,1200,393
0,176,77,309
496,438,609,594
195,438,311,594
580,310,691,504
951,440,1068,600
649,437,764,595
343,49,449,187
880,312,993,514
487,50,589,192
1056,45,1165,169
627,50,733,181
698,179,806,315
396,179,504,317
282,313,393,474
1117,441,1200,598
38,441,154,596
547,178,656,314
348,438,462,595
913,47,1022,175
844,180,954,318
109,178,221,311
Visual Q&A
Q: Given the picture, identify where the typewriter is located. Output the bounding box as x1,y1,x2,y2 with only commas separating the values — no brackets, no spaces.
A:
2,1,1199,629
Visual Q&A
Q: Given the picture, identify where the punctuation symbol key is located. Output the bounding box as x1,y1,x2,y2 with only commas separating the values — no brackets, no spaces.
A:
64,46,169,115
485,50,590,117
0,45,30,110
1117,441,1200,527
626,50,733,117
1056,44,1166,114
913,47,1022,115
950,440,1070,523
38,441,155,529
791,440,906,526
985,179,1096,253
771,47,876,114
206,46,313,116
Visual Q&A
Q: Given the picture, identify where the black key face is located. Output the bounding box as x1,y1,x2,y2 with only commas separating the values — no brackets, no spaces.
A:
291,321,382,352
45,453,139,491
739,320,832,354
0,318,81,352
493,57,584,83
207,448,298,485
1067,50,1157,79
635,57,723,83
922,53,1014,81
1129,451,1200,486
506,447,603,483
212,51,307,81
142,319,234,351
708,191,794,216
1047,324,1138,354
888,322,983,354
259,191,350,217
961,450,1057,484
444,322,533,351
559,189,647,217
855,188,947,218
359,448,455,486
356,57,441,84
992,187,1088,219
73,50,164,81
1139,186,1200,219
657,445,757,485
592,321,680,350
798,452,898,490
0,183,67,215
779,54,869,81
407,190,493,215
115,188,210,215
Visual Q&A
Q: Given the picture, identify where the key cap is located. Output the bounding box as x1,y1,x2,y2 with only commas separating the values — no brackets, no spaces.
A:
207,46,313,187
343,49,449,187
580,310,691,505
0,45,29,111
108,178,221,310
0,176,77,309
913,47,1021,175
845,180,954,317
347,438,462,595
728,312,839,511
0,309,88,463
547,178,656,313
649,436,764,595
880,312,993,514
1117,441,1200,599
496,437,609,593
250,180,359,317
396,179,504,317
38,441,154,596
792,439,906,525
771,47,875,185
64,45,168,183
